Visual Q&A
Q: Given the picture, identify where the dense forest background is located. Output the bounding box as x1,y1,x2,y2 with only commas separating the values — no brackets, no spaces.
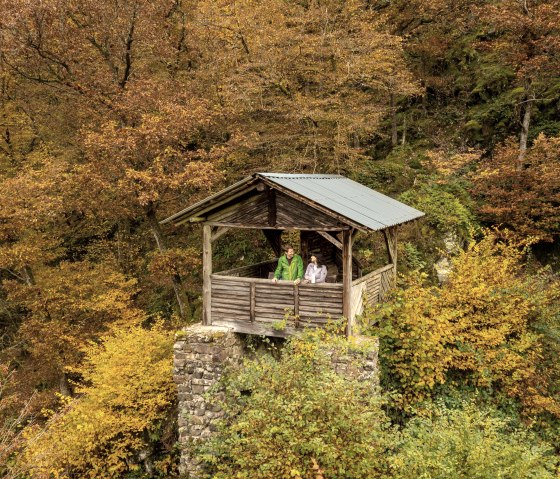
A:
0,0,559,477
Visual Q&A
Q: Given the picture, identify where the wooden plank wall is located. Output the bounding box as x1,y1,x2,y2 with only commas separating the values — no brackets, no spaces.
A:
299,283,343,327
349,264,395,321
211,275,251,323
206,190,347,230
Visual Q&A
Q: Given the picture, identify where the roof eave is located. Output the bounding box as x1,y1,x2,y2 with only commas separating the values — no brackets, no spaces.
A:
160,175,255,225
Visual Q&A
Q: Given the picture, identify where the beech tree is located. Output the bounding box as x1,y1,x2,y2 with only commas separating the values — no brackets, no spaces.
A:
191,0,420,170
474,0,560,165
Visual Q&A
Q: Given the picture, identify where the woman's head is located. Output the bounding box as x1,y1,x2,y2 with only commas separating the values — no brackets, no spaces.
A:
311,254,323,265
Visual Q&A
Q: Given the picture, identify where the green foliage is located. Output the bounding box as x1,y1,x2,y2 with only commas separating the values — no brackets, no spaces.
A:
199,332,395,479
402,242,426,271
392,401,558,479
400,180,476,240
19,323,176,479
354,146,420,195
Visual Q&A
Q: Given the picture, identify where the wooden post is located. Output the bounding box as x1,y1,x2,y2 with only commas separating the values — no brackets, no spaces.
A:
300,230,309,262
294,283,300,324
342,229,354,337
268,188,277,226
250,282,256,322
383,226,398,285
203,224,212,325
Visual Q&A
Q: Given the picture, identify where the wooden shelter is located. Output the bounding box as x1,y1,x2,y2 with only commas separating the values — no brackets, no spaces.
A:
162,173,424,337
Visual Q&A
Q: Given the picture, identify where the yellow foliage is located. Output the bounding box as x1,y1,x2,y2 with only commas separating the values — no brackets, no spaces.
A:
368,232,560,417
19,323,175,479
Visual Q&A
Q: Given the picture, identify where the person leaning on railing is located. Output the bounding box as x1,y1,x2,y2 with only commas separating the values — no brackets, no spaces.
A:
303,254,327,284
272,245,304,285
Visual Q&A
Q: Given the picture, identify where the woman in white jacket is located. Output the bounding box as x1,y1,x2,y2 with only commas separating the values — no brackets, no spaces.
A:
304,254,327,284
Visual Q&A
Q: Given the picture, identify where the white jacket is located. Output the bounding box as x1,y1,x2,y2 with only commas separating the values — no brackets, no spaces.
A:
304,263,327,283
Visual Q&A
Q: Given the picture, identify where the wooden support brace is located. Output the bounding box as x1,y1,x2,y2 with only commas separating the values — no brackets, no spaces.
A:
263,229,283,257
211,226,230,242
383,227,398,284
317,231,343,250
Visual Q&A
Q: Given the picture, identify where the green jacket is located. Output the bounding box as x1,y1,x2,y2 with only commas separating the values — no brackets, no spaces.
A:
274,254,304,281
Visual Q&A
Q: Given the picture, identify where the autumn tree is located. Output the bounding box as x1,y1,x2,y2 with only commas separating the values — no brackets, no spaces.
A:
2,260,144,411
472,134,560,242
18,323,175,479
190,0,420,171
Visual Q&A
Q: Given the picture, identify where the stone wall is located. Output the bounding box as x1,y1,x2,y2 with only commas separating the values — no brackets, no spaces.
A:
173,324,379,478
327,335,379,386
173,324,243,478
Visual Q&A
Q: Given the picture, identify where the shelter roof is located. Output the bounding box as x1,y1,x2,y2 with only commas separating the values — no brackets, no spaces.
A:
161,173,424,231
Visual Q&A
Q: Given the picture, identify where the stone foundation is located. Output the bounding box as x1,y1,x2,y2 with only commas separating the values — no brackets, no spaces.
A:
174,325,379,478
327,335,379,386
173,324,243,478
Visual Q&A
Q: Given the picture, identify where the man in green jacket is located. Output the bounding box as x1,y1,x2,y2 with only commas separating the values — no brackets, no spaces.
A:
272,245,304,284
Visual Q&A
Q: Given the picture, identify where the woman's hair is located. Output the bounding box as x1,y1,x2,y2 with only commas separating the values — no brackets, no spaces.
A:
283,244,294,252
313,253,324,266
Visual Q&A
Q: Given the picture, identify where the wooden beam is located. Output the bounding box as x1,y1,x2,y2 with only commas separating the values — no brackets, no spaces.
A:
176,185,258,225
268,188,277,226
317,231,343,250
383,226,398,284
211,226,230,242
342,229,354,337
206,221,350,231
203,224,212,325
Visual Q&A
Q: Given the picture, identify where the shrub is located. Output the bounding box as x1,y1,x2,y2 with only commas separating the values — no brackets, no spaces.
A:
365,232,560,418
199,333,395,479
400,180,476,241
393,401,558,479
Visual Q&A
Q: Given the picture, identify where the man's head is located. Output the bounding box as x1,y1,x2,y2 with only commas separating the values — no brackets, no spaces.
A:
284,245,294,259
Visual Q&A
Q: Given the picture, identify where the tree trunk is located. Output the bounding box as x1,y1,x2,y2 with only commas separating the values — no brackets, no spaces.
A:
518,98,532,169
23,265,35,286
390,93,398,147
59,371,71,397
145,206,190,320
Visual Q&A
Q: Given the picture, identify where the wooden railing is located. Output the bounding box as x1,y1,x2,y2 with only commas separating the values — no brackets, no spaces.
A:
350,264,394,321
210,274,343,337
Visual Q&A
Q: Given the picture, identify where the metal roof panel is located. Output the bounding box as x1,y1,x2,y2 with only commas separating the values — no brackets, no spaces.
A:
258,173,424,230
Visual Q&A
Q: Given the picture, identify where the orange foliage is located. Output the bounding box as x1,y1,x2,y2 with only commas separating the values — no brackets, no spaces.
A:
472,134,560,242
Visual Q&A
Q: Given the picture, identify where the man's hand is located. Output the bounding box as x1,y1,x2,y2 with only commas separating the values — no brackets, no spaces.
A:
294,278,301,285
